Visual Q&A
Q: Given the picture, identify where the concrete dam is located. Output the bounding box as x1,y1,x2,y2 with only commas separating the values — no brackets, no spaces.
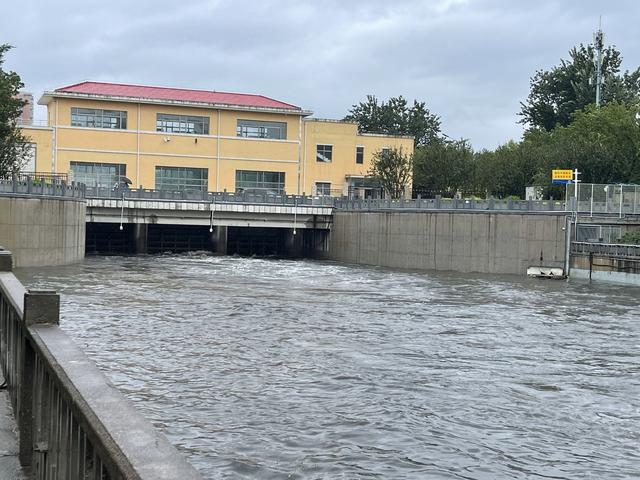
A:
327,210,567,275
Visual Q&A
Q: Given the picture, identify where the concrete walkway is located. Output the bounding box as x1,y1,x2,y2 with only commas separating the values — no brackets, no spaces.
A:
0,373,29,479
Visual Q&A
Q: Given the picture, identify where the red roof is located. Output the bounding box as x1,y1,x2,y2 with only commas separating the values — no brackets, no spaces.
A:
54,81,301,111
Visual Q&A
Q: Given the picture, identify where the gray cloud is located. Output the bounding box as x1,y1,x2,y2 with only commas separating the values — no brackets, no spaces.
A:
3,0,639,149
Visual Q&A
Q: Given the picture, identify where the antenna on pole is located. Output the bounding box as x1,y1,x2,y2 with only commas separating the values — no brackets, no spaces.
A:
593,16,604,107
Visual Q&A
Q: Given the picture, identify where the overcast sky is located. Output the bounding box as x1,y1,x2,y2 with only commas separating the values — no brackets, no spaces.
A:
2,0,638,149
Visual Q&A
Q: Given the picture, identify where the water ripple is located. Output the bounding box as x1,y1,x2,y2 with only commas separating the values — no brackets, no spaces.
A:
16,255,640,479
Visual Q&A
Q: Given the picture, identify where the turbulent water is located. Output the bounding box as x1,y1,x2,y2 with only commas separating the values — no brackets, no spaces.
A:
16,255,640,479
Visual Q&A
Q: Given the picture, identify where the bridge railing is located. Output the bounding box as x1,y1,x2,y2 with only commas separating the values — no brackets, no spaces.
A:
334,197,567,212
85,186,334,206
0,248,202,480
571,241,640,258
0,176,85,199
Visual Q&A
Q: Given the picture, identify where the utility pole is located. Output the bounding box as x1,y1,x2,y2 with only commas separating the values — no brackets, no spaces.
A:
594,18,604,107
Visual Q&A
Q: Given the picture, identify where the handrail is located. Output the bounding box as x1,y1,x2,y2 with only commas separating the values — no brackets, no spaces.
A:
85,186,334,206
0,248,202,479
571,241,640,258
333,196,568,213
0,176,85,199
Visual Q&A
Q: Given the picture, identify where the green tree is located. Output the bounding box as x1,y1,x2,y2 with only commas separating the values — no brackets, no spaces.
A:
345,95,441,147
0,44,29,177
413,138,474,196
545,102,640,184
520,43,640,131
369,146,413,199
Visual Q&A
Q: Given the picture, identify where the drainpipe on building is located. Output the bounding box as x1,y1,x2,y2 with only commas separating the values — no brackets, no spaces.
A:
136,103,141,187
297,115,302,195
216,110,221,191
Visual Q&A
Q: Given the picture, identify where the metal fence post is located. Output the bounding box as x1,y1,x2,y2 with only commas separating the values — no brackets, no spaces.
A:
19,290,60,467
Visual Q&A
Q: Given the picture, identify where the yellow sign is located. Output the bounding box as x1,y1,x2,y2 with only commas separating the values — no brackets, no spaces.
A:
552,169,573,181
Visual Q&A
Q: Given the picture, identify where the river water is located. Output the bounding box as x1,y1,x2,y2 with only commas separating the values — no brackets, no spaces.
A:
16,255,640,479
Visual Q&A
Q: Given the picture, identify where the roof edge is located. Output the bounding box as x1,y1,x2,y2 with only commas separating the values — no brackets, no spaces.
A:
38,91,313,116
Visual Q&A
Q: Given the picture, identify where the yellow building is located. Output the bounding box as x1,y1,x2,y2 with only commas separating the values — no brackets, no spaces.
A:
22,81,413,197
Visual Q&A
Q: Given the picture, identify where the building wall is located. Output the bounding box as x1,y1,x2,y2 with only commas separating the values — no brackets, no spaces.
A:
303,120,413,196
23,96,413,195
0,196,85,267
327,211,567,275
20,126,53,172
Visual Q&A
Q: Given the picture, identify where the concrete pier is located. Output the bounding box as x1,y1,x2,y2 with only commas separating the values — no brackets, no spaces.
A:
0,196,86,267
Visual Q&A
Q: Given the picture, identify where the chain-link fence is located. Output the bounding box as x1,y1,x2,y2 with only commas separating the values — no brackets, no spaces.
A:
566,183,640,216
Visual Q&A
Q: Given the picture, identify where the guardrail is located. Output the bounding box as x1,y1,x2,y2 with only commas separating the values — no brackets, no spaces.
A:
0,248,202,480
0,176,85,199
571,241,640,258
334,197,567,212
10,172,70,183
85,186,333,206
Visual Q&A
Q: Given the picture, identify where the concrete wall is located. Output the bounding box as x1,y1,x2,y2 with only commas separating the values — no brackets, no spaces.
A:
327,211,567,275
0,196,85,267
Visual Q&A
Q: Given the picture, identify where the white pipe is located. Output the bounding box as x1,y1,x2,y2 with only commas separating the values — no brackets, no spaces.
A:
53,100,59,173
303,120,307,195
564,216,571,276
214,197,216,233
293,196,297,235
619,184,623,218
297,116,302,195
136,103,141,187
216,110,221,191
119,190,125,230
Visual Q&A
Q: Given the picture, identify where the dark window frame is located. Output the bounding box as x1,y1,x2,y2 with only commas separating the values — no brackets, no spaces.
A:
315,182,331,196
71,107,127,129
156,113,210,135
316,144,333,163
235,170,286,194
70,161,126,188
155,166,209,192
356,146,364,164
236,119,287,140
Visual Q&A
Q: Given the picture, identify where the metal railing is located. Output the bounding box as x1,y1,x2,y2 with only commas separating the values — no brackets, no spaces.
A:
571,241,640,258
12,172,70,183
85,186,334,206
0,176,85,199
567,183,640,216
334,196,567,212
0,248,202,480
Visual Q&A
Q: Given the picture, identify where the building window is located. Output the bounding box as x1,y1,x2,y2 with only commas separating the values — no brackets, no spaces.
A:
21,143,36,172
71,108,127,129
356,146,364,164
236,170,285,194
156,113,209,135
155,166,208,191
315,182,331,196
237,119,287,140
316,144,333,163
70,162,126,188
381,148,391,156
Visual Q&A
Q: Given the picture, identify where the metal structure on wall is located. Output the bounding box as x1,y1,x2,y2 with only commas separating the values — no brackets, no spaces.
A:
566,183,640,217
